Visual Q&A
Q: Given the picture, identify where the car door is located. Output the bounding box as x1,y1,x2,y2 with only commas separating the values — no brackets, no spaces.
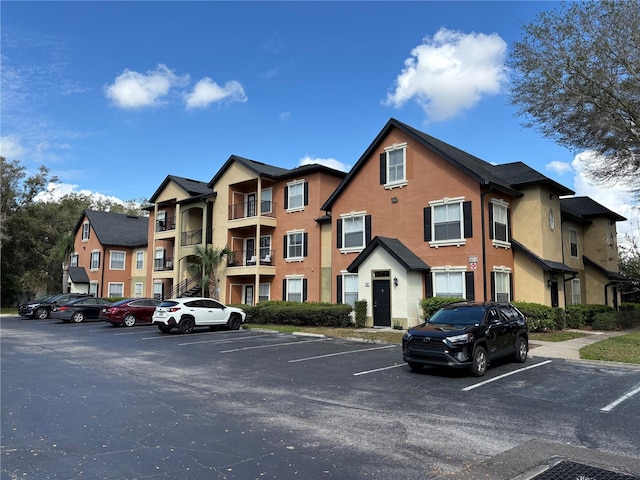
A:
136,299,161,323
485,306,510,354
200,299,228,325
82,298,111,320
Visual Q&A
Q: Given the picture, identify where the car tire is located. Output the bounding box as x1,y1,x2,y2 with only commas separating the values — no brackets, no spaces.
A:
178,318,195,334
227,314,241,330
407,361,422,371
514,336,528,363
35,308,49,319
158,324,172,334
72,312,85,323
123,314,136,327
471,345,488,377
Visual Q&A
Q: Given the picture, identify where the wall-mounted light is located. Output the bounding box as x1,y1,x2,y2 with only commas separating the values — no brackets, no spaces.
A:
393,276,399,287
391,197,398,204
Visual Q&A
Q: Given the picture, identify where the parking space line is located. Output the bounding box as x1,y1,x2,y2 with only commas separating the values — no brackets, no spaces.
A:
353,364,405,376
114,330,154,336
178,333,274,346
462,360,553,391
221,338,327,353
289,344,397,363
601,382,640,413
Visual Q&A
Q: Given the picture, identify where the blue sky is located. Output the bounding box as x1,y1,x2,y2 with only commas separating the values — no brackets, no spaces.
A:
1,1,637,238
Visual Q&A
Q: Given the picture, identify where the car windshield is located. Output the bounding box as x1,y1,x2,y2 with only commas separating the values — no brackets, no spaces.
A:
34,294,58,303
159,301,179,308
428,306,485,326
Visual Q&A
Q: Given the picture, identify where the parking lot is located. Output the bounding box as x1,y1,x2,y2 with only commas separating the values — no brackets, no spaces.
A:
2,315,640,479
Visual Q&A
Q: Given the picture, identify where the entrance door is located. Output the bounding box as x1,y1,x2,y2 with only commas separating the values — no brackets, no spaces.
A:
244,285,254,306
245,238,255,265
372,279,391,327
550,280,559,308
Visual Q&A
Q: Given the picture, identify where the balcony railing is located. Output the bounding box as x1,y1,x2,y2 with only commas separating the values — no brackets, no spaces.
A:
181,229,203,246
156,217,176,232
228,201,276,221
154,257,174,271
227,250,274,267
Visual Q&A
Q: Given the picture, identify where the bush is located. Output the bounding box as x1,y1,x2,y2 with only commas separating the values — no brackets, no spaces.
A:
617,303,640,329
420,297,466,318
592,312,618,331
354,300,367,328
245,301,353,327
512,301,556,331
566,304,615,328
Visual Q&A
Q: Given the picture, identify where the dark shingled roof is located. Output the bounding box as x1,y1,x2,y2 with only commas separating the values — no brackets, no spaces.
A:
512,240,577,274
347,236,430,273
148,175,212,203
560,197,626,222
68,267,90,283
492,162,574,196
583,256,626,281
73,210,149,248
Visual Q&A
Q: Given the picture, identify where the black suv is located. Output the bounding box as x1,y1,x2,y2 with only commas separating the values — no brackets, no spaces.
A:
402,302,528,377
19,293,91,319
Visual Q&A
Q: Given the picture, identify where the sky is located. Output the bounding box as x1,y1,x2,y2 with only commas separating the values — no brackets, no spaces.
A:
1,1,637,242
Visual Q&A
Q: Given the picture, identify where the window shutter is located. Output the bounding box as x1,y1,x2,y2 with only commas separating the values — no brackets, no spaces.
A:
303,232,308,257
507,208,512,242
463,201,472,238
423,207,432,242
337,219,343,248
337,276,343,304
302,279,308,302
465,271,475,301
488,204,494,240
490,272,496,301
284,186,289,209
282,279,287,301
283,235,288,259
509,273,513,302
426,272,433,298
380,153,387,185
365,215,372,245
303,182,309,206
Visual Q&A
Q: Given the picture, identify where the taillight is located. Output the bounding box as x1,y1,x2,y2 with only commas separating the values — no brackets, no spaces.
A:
58,306,69,312
167,307,180,313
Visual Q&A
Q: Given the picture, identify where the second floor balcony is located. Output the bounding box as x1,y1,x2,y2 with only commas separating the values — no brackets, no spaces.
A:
156,216,176,232
154,257,174,271
227,249,274,267
229,201,277,221
182,229,203,246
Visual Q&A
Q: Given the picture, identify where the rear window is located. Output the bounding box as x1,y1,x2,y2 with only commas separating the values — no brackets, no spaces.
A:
158,301,179,307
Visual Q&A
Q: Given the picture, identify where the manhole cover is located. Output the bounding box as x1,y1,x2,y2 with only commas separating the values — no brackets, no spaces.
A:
530,460,640,480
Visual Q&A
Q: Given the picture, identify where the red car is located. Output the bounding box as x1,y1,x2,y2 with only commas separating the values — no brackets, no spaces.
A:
100,298,161,327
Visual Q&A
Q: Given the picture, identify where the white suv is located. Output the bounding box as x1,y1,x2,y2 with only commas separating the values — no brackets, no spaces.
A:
152,297,246,334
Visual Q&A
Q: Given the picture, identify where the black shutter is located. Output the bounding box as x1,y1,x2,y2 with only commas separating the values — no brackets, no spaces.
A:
490,272,496,301
426,271,433,297
282,279,287,301
507,208,512,242
303,232,308,257
284,186,289,209
463,201,472,238
337,276,343,304
509,273,513,302
337,219,343,248
283,235,288,259
365,215,372,245
465,271,475,301
488,204,494,240
423,207,432,242
303,182,309,206
302,279,308,302
380,153,387,185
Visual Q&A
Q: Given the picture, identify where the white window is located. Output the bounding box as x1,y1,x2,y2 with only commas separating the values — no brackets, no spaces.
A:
89,282,98,297
570,229,578,258
571,278,581,304
157,210,166,230
385,144,406,186
110,251,126,270
286,231,304,260
433,202,462,241
287,180,305,211
82,222,90,241
153,282,163,300
494,271,510,302
261,188,273,214
155,249,165,270
70,254,79,267
260,236,272,261
136,251,144,270
134,282,143,296
286,277,303,303
342,215,365,249
343,274,358,308
492,200,509,244
108,282,124,297
259,283,270,302
90,251,100,270
434,271,464,298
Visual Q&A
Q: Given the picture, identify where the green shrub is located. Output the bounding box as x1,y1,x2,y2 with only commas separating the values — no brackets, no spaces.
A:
566,304,615,328
592,312,618,331
512,301,556,331
616,307,640,329
246,301,352,327
420,297,466,318
553,307,567,330
354,300,367,328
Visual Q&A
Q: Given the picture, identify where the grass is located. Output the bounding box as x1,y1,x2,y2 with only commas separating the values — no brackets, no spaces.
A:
580,332,640,364
244,324,404,344
529,331,590,342
1,308,19,315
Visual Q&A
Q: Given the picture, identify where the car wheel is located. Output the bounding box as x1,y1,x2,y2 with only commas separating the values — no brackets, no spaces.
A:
514,336,528,363
407,361,422,371
227,314,241,330
471,346,488,377
123,314,136,327
35,307,49,319
178,318,195,334
72,312,85,323
158,324,172,334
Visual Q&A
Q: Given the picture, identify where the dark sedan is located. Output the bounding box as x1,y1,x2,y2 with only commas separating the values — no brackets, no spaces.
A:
52,297,113,323
99,298,161,327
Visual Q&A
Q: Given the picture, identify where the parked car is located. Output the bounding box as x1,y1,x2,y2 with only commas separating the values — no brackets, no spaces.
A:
152,297,246,334
100,298,162,327
52,297,113,323
19,293,92,319
402,302,528,377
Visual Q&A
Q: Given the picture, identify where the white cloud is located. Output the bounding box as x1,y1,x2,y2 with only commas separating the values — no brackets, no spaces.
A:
385,28,508,122
34,182,125,205
184,78,247,109
0,135,27,159
545,160,572,176
299,155,349,172
105,64,189,109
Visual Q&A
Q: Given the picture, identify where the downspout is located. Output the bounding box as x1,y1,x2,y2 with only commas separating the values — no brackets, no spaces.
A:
480,183,495,302
101,246,107,297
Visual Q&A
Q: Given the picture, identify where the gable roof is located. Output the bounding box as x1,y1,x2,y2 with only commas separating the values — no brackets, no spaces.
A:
512,239,577,274
492,162,574,196
560,197,626,222
583,256,626,281
347,236,430,273
68,266,90,283
73,210,149,248
148,175,213,203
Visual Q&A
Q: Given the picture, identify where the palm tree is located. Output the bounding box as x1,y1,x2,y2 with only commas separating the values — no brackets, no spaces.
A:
187,245,231,300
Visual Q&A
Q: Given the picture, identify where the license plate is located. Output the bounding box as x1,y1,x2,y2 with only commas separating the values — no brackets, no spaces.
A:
156,311,166,317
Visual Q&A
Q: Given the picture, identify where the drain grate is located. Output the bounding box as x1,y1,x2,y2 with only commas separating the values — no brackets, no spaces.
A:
530,460,640,480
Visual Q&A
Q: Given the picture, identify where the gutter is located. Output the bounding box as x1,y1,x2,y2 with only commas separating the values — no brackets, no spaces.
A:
480,183,495,301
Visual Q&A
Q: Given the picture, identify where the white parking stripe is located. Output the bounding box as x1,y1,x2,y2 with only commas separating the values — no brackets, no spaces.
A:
221,338,327,353
289,344,397,363
601,382,640,413
354,364,405,376
178,333,274,346
462,360,553,391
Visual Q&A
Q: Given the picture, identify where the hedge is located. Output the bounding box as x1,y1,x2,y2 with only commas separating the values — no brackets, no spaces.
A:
241,301,353,327
420,297,466,318
511,301,556,331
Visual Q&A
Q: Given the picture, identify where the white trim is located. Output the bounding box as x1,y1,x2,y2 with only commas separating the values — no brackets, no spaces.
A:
429,196,465,206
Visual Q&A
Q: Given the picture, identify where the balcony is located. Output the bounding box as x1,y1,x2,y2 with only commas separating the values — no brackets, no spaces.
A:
156,216,176,232
228,201,277,228
154,257,174,271
181,229,203,246
226,250,275,276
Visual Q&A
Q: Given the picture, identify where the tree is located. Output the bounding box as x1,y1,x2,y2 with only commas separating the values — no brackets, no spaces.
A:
509,1,640,195
187,245,231,300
